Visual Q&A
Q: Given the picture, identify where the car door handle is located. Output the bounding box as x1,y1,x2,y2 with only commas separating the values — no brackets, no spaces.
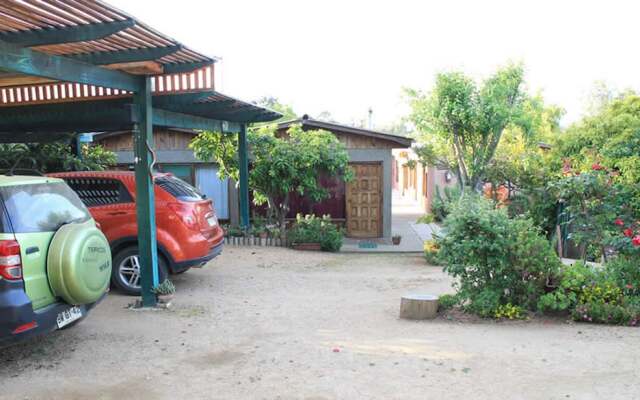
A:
107,211,127,216
25,246,39,255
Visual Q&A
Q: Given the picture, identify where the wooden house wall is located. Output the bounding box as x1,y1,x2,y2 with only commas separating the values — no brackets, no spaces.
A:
96,129,195,152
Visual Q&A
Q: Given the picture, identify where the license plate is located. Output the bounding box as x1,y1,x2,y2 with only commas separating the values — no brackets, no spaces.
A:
56,306,82,329
207,216,217,226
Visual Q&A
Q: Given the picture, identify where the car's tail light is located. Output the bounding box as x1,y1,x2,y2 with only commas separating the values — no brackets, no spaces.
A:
12,321,38,334
168,202,198,230
0,240,22,280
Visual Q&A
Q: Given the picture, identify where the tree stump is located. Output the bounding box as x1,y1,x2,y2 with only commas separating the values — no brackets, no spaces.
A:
399,294,438,320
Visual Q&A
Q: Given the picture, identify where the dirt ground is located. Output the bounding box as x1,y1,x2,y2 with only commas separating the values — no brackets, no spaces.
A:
2,247,640,400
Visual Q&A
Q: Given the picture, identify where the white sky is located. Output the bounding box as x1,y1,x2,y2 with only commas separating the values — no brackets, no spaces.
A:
110,0,640,129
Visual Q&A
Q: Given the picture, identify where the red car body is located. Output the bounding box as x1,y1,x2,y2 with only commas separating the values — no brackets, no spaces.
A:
48,171,223,293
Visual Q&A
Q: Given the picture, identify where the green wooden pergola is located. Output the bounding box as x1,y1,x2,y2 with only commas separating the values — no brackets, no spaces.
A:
0,0,280,306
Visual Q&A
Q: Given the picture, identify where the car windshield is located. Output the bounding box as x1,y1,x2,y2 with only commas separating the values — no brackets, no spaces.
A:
155,175,205,202
0,182,91,233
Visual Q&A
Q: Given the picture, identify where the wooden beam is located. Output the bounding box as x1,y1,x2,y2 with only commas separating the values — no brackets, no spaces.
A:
162,60,214,74
105,61,163,75
0,73,54,87
0,40,139,92
0,19,135,47
152,108,241,133
0,100,135,134
68,45,181,66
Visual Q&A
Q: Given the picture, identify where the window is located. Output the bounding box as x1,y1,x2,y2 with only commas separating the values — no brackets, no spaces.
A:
63,177,133,207
0,183,90,233
155,175,204,202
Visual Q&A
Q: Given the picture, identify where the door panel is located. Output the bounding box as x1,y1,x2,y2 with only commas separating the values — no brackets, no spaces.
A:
195,166,229,219
346,163,382,238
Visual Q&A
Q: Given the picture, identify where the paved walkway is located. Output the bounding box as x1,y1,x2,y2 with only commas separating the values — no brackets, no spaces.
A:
341,194,438,253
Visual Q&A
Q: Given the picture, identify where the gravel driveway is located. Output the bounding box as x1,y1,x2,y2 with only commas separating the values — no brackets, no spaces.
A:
1,247,639,400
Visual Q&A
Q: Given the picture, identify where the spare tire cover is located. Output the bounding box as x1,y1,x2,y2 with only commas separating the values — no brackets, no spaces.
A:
47,220,112,305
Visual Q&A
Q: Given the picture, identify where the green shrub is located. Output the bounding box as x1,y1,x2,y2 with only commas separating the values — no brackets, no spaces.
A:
423,240,442,265
438,196,562,317
288,214,343,252
438,294,458,311
493,303,527,320
606,255,640,296
152,279,176,295
417,214,435,224
537,261,599,312
573,301,640,326
538,261,640,325
431,186,461,222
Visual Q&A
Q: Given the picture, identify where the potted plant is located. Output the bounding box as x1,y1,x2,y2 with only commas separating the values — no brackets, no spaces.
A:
392,235,402,245
288,214,343,252
152,279,176,305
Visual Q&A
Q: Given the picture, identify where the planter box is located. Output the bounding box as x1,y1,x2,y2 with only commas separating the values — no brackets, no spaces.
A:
292,242,322,251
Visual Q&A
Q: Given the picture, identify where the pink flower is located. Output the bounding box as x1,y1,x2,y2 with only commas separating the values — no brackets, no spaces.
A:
633,235,640,247
626,284,634,289
592,163,604,171
615,219,625,226
624,228,634,238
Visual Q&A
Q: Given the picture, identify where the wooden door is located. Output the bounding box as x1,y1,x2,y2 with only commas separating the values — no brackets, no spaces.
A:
346,162,382,238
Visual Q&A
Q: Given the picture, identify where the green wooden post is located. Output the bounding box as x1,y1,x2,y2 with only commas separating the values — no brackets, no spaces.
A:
133,76,159,306
238,124,250,228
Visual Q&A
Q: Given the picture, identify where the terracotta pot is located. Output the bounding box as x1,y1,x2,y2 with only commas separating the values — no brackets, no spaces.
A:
292,242,322,251
259,232,268,239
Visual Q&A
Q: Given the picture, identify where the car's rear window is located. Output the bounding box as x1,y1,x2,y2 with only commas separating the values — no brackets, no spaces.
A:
0,182,91,233
155,175,204,202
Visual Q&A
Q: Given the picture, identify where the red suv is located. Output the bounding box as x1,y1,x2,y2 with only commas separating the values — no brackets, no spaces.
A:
48,171,223,295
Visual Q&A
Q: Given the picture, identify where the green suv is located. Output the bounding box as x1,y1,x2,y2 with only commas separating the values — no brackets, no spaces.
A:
0,175,111,346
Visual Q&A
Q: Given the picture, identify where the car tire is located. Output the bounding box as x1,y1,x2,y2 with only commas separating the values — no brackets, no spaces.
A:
111,246,168,296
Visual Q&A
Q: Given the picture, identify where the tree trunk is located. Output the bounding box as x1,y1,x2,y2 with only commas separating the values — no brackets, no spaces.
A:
399,294,439,320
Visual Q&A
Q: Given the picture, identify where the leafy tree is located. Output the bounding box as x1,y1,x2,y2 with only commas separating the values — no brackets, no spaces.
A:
190,124,352,235
0,142,116,173
406,63,531,190
254,96,298,123
553,92,640,187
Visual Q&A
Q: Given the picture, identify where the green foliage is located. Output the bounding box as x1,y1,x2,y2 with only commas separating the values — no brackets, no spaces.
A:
152,279,176,295
438,196,562,317
550,169,638,261
0,142,116,173
431,185,461,222
423,239,441,265
416,214,435,224
253,96,298,123
191,124,352,233
493,303,527,320
287,214,343,252
606,256,640,297
437,294,458,311
538,260,640,326
553,92,640,187
406,63,530,189
572,302,640,326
